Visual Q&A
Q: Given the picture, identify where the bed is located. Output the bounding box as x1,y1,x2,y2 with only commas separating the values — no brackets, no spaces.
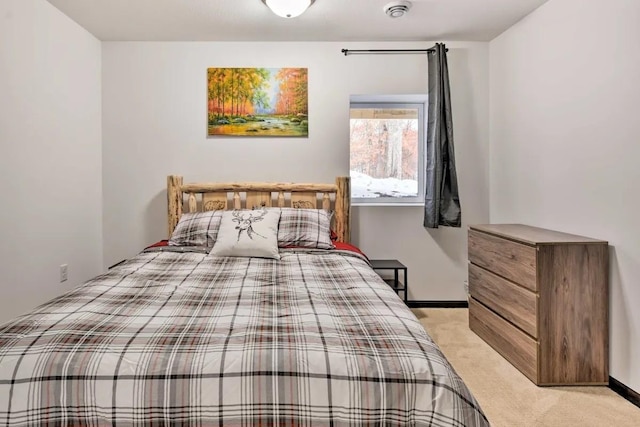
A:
0,176,488,426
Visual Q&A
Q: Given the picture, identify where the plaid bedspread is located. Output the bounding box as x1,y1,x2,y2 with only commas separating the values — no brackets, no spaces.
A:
0,247,488,426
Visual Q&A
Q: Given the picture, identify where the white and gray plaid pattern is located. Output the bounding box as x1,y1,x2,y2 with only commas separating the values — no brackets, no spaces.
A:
277,208,334,249
168,210,223,247
0,247,488,426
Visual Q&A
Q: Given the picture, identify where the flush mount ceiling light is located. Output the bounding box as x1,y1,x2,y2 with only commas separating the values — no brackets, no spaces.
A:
384,0,412,18
261,0,316,18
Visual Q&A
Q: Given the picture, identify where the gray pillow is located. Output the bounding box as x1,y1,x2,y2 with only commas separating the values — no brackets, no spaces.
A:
168,211,223,247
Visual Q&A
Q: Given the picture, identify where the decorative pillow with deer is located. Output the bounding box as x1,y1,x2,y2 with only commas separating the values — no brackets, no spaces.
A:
209,208,281,259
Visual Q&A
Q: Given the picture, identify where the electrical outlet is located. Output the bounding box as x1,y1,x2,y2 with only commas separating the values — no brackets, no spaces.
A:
60,264,68,282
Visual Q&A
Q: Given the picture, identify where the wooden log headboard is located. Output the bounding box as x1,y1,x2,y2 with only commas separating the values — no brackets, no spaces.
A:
167,176,351,243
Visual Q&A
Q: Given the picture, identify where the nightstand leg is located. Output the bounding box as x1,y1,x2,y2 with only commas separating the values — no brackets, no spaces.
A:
404,268,408,302
394,269,399,296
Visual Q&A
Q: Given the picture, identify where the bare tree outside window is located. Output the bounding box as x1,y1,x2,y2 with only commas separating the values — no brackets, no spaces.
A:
350,105,423,202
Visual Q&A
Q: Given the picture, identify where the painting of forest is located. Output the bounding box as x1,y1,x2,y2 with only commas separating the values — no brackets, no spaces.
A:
207,67,308,137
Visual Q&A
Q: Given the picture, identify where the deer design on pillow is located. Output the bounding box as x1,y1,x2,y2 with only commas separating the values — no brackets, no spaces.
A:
232,209,268,242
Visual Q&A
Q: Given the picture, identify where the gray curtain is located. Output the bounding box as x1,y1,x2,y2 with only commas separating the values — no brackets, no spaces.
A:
424,43,461,228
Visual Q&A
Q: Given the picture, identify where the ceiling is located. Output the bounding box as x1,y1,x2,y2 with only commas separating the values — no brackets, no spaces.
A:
47,0,549,42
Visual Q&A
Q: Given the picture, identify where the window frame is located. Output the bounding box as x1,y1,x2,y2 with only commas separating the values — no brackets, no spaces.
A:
349,94,428,206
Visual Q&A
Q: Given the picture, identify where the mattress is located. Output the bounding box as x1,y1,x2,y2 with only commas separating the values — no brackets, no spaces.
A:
0,246,488,426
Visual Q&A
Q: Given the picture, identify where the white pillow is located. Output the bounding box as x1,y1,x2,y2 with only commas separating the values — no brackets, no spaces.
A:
209,209,281,259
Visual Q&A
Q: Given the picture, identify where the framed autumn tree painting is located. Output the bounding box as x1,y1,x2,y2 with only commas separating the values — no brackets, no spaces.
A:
207,67,308,137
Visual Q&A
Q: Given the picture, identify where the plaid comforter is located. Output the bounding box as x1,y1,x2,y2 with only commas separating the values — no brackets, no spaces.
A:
0,247,488,426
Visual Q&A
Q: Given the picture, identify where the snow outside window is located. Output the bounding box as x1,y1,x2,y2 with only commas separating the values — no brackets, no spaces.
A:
349,95,426,205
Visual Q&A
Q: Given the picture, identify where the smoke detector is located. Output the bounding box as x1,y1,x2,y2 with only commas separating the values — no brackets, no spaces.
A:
384,1,412,18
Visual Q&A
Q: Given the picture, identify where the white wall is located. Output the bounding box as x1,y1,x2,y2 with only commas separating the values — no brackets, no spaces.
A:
0,0,103,323
102,41,490,300
490,0,640,392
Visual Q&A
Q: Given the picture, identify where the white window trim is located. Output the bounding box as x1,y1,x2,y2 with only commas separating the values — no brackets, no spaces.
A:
353,202,425,207
349,94,428,206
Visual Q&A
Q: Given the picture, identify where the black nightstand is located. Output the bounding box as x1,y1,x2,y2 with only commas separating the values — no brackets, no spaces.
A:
370,259,408,302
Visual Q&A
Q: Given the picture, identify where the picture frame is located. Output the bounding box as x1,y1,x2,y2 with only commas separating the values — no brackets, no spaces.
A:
207,67,308,137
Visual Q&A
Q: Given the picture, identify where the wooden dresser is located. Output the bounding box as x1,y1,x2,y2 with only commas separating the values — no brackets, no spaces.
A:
468,224,608,386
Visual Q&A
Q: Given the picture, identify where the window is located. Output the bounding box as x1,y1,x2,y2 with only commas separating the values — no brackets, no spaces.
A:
349,95,427,205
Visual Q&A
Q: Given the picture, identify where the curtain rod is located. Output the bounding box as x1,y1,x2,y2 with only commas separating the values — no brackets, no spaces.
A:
341,48,447,56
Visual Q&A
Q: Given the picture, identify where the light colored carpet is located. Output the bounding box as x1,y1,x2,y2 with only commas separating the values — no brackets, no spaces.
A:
414,308,640,427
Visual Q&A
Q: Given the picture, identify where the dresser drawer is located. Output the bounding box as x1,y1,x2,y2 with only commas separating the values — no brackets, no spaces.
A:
469,263,538,338
468,229,537,291
469,298,538,383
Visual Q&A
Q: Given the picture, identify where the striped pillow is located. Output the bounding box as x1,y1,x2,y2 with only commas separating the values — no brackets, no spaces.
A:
168,210,223,247
277,208,334,249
